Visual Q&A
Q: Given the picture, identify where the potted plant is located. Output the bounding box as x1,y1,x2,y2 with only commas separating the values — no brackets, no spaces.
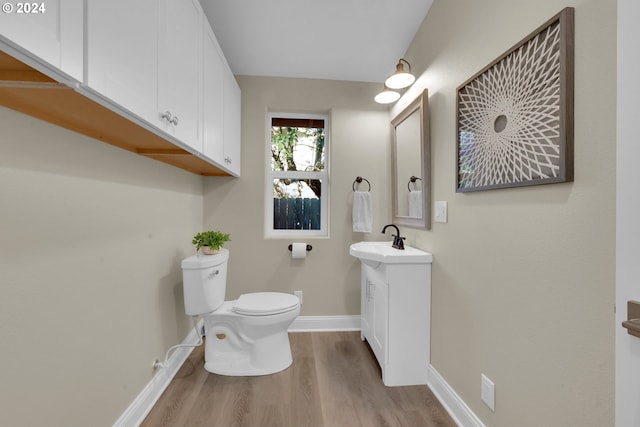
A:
192,230,231,255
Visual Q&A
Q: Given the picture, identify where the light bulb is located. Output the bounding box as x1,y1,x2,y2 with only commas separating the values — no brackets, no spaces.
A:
384,59,416,90
374,88,400,104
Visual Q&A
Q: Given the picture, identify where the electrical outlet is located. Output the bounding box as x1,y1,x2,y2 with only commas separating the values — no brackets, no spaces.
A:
294,290,303,304
481,374,495,411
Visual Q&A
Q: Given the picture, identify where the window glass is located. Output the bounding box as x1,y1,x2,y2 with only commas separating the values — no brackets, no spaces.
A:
266,114,329,237
271,119,325,172
272,179,322,230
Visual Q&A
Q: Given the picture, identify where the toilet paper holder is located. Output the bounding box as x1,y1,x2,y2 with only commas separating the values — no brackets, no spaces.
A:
288,244,312,252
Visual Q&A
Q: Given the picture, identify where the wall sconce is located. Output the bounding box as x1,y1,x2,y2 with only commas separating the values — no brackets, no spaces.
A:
374,84,400,104
385,58,415,90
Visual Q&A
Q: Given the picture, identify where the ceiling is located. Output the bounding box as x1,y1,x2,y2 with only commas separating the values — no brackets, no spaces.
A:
199,0,433,83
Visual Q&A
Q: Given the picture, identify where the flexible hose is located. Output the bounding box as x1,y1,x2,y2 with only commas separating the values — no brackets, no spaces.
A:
154,315,203,369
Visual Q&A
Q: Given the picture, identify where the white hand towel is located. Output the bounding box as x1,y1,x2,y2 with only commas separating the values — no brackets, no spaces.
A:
409,190,423,218
352,191,372,232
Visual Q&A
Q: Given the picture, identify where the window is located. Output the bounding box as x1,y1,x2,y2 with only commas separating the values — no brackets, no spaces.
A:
265,113,329,237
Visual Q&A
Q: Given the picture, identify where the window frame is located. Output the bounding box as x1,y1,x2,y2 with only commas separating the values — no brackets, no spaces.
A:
264,112,330,238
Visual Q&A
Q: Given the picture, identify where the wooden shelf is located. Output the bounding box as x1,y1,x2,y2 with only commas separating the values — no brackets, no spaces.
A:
0,50,229,176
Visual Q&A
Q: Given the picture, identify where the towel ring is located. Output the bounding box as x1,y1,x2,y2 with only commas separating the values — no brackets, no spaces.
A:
352,176,371,192
408,176,422,192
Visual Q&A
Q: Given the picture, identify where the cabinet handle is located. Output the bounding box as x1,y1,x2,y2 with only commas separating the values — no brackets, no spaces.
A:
160,111,179,126
623,301,640,338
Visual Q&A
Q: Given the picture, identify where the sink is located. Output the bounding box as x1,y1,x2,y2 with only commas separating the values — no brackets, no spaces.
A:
349,241,432,267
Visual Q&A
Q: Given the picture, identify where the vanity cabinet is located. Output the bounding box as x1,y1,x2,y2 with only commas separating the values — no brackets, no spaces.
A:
0,0,83,82
360,261,431,386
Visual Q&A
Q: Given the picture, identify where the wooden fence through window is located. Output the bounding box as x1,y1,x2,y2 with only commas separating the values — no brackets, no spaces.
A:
273,198,321,230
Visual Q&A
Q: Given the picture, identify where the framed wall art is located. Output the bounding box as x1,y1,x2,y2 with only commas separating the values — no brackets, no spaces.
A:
456,7,574,192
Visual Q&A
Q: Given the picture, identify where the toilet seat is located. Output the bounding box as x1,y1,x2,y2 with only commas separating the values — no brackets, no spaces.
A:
233,292,300,316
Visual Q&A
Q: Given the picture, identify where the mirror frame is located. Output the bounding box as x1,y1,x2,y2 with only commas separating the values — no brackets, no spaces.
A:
391,89,430,229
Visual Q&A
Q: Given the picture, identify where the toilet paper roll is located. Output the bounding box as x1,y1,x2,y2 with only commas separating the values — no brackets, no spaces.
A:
291,242,307,259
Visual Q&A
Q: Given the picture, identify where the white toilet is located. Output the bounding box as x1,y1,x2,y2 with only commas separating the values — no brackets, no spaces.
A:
181,248,300,376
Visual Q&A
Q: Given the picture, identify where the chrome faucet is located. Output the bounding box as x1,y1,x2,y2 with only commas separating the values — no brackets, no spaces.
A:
381,224,405,250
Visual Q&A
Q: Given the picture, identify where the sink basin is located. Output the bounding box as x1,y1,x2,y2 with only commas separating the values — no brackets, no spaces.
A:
349,241,432,267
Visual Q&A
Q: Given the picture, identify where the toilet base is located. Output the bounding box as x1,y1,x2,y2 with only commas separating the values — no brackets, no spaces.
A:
204,329,294,376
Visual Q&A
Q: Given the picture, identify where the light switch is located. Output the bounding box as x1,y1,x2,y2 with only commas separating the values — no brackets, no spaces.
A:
435,201,448,223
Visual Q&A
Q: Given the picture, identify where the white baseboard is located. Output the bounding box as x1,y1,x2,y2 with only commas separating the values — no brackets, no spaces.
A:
113,316,358,426
116,317,488,427
427,364,485,427
289,315,361,332
112,320,203,427
290,317,484,426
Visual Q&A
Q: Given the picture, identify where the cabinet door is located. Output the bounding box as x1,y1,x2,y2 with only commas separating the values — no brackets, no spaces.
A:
202,25,224,164
158,0,202,151
361,273,373,340
362,264,388,367
371,279,389,365
222,65,241,175
85,0,159,125
0,0,83,81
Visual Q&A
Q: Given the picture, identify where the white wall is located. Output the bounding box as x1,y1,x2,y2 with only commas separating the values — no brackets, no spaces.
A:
0,0,619,424
0,106,203,426
394,0,616,425
616,0,640,425
203,76,391,316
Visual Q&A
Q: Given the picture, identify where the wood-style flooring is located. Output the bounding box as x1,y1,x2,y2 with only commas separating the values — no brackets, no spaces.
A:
141,331,457,427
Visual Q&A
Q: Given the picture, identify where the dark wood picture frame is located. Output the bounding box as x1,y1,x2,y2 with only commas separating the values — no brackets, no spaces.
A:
456,7,574,192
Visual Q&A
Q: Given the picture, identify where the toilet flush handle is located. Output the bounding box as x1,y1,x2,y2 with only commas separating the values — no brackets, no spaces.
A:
208,269,220,278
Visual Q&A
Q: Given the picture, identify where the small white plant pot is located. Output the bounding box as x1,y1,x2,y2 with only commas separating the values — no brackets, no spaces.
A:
201,246,220,255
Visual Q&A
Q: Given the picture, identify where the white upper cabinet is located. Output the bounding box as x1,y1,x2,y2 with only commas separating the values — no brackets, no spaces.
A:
85,0,159,125
1,0,240,176
202,19,241,176
157,0,202,151
86,0,203,152
222,65,241,176
202,26,225,165
0,0,83,82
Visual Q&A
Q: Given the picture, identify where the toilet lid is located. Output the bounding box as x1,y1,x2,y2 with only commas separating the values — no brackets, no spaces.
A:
232,292,300,316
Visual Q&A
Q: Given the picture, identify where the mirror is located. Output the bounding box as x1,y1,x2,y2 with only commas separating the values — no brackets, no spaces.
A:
391,89,430,229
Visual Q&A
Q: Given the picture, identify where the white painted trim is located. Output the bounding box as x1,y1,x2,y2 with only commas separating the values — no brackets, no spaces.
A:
264,112,330,239
616,3,640,426
427,364,485,427
112,320,203,427
289,315,361,332
113,316,357,426
289,319,484,427
114,317,480,427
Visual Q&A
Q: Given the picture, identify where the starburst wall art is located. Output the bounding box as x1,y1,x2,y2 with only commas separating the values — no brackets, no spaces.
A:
456,8,574,192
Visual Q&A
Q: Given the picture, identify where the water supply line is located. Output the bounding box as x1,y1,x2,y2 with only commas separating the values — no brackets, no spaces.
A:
153,315,203,369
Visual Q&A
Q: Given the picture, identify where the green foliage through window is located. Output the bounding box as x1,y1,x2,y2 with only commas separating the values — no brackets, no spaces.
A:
267,114,328,235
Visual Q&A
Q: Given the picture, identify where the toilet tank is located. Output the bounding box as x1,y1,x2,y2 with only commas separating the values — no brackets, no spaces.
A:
181,249,229,316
